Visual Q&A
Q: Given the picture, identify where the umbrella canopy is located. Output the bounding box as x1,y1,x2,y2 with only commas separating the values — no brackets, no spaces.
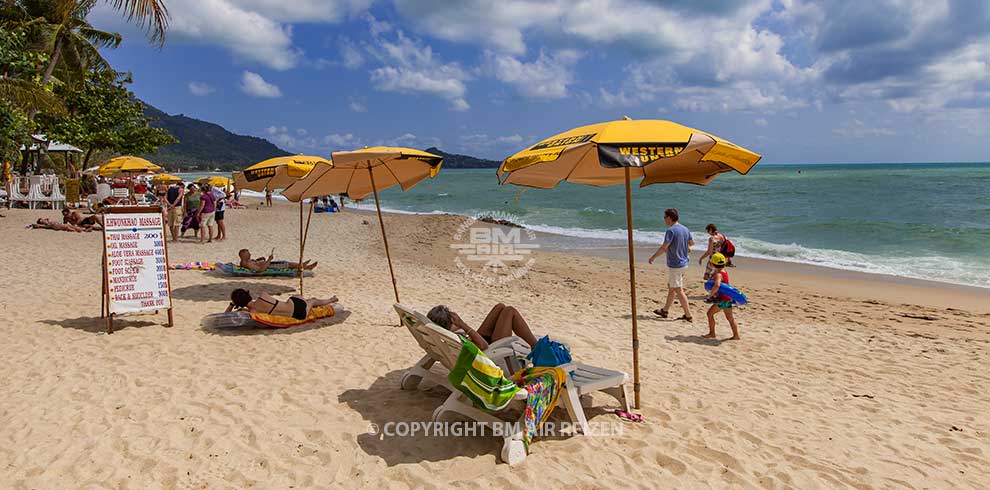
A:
240,156,323,192
98,156,163,176
282,146,443,201
282,147,444,303
499,118,759,187
151,174,183,184
232,171,248,190
498,118,761,409
196,175,233,188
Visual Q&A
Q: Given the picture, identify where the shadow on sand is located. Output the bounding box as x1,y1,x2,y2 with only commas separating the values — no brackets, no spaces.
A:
40,315,162,334
338,369,615,466
170,281,296,302
202,309,352,336
664,334,728,346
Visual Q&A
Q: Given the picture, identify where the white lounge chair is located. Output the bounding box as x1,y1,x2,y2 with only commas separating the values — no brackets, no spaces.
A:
396,304,530,391
110,187,130,204
393,304,632,464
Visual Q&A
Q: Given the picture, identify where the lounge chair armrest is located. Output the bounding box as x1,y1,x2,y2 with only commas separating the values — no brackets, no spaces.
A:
486,336,531,353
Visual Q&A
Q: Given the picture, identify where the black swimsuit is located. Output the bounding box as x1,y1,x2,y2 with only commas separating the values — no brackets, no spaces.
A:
289,297,307,320
257,296,308,320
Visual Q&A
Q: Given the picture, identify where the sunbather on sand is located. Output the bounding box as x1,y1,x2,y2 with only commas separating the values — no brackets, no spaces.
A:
428,303,539,350
225,288,337,320
61,209,103,230
31,218,89,232
237,249,318,272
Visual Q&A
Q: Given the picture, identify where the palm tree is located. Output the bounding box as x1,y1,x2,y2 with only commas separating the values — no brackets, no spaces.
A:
21,0,168,86
31,1,120,85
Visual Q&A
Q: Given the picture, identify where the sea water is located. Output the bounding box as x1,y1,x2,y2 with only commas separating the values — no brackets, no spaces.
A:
179,163,990,288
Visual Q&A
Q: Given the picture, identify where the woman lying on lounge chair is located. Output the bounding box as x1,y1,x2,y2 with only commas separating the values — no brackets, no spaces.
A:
226,288,337,321
427,303,539,350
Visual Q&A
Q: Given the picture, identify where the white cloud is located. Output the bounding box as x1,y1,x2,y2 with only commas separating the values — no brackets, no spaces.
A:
349,100,367,112
832,119,896,137
461,133,525,150
367,29,471,111
241,71,283,98
670,83,809,113
93,0,374,70
161,0,300,70
394,0,553,55
484,50,580,99
598,88,653,107
232,0,372,23
188,81,215,96
322,133,363,149
754,118,769,127
339,38,366,69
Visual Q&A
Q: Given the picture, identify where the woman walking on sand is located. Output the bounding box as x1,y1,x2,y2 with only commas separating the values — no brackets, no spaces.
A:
699,223,728,280
181,184,201,239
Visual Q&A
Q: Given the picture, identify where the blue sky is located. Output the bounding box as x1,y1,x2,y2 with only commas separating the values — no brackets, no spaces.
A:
91,0,990,163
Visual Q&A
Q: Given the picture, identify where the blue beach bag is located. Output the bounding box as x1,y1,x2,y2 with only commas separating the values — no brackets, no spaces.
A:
527,336,572,367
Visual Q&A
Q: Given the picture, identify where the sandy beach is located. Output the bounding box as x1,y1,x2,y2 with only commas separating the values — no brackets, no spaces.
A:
1,200,988,489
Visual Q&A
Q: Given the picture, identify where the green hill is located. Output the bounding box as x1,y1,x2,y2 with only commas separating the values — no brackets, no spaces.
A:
423,147,500,168
138,104,500,171
142,104,291,171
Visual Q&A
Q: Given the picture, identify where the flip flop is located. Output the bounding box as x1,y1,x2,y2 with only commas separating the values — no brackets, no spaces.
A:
614,409,644,423
677,315,693,322
654,309,668,318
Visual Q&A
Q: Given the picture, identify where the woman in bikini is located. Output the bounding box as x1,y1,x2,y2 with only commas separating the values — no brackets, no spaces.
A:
225,288,338,320
427,303,539,350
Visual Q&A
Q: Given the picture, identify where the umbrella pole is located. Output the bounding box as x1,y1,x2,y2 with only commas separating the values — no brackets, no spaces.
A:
298,200,314,295
624,167,642,409
368,167,400,303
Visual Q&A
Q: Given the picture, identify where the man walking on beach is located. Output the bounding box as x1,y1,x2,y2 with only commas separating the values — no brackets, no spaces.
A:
164,183,184,242
649,208,695,321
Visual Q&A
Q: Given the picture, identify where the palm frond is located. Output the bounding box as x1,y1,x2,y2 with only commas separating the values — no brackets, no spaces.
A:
105,0,168,46
0,78,66,114
78,26,121,49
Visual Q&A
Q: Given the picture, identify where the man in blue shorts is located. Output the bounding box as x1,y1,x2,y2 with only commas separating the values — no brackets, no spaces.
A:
648,208,695,321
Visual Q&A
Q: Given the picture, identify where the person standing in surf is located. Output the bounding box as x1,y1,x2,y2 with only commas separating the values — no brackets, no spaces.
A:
649,208,695,321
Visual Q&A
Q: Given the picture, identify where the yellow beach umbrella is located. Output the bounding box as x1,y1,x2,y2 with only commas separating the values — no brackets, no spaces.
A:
499,118,761,409
196,175,233,190
282,147,444,302
232,171,248,191
151,174,183,185
240,155,323,192
99,156,163,176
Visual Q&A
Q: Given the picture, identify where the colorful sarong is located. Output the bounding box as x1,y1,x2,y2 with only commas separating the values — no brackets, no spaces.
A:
510,367,567,450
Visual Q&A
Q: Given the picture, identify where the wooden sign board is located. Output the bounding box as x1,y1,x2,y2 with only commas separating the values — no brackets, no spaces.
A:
101,206,174,333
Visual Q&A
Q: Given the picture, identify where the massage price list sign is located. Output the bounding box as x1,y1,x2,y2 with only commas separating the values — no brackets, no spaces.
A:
103,212,172,315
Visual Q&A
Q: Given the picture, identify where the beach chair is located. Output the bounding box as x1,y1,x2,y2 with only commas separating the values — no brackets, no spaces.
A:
110,187,130,204
8,178,29,208
393,304,632,462
396,304,530,391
